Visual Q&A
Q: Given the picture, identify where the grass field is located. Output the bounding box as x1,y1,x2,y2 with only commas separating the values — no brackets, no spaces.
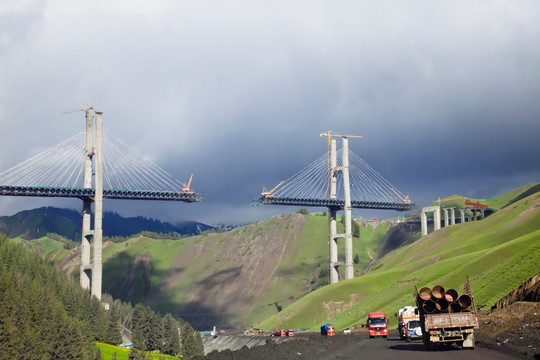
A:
96,342,181,360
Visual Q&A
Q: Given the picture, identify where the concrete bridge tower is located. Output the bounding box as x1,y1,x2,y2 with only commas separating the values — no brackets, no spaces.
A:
325,133,358,283
80,108,103,300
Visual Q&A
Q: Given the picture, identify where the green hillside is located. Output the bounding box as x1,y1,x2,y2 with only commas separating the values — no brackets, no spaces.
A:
258,189,540,331
17,183,540,333
35,211,391,329
429,183,540,211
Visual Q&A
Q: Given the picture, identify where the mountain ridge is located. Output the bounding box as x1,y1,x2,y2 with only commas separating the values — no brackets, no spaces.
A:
0,206,214,240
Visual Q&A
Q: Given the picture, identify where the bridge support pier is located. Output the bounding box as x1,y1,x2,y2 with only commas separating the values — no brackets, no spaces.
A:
421,206,441,236
342,138,354,280
327,137,354,283
79,109,103,300
421,212,428,236
442,207,456,227
329,208,339,284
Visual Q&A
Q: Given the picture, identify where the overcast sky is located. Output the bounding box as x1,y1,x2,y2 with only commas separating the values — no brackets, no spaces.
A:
1,1,539,225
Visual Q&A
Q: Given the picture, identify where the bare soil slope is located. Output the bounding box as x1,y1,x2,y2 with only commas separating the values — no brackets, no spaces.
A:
148,213,309,329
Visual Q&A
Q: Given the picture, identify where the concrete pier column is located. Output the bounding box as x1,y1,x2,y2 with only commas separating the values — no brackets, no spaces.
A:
443,208,449,227
421,206,440,236
80,201,92,290
329,208,339,284
480,210,485,219
328,139,339,284
91,111,104,300
80,110,94,291
450,208,456,225
421,211,428,236
342,137,354,280
468,210,472,222
460,209,465,223
434,207,441,231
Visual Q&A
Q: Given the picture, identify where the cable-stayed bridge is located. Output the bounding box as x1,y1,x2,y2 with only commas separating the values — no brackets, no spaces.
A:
254,132,416,284
0,130,202,202
254,143,416,211
0,108,201,300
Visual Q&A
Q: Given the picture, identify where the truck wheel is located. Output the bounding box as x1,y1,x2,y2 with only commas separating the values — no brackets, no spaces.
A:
406,338,410,342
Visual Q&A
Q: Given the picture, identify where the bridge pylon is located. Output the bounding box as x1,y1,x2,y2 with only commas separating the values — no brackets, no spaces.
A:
323,132,359,284
80,107,103,300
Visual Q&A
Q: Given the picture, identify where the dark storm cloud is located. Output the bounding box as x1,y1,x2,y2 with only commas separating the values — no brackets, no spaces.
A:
1,1,539,224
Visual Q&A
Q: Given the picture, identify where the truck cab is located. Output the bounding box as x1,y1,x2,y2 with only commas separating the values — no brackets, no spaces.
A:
368,312,388,338
320,324,335,336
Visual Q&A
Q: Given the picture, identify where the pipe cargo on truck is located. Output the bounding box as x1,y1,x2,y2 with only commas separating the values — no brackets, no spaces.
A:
414,282,479,350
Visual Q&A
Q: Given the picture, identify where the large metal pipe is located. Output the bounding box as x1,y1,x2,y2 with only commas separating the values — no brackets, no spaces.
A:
418,287,432,301
436,298,449,312
431,285,445,299
450,302,462,313
445,289,459,302
458,294,472,309
422,299,436,313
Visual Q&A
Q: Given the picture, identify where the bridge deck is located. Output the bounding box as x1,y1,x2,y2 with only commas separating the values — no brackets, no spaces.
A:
254,196,416,211
0,185,202,202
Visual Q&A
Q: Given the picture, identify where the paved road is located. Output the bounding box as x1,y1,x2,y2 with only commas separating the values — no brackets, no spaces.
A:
320,334,523,360
199,330,526,360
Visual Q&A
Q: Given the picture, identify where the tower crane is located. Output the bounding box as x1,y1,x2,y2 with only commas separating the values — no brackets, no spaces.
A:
61,105,95,116
320,131,363,145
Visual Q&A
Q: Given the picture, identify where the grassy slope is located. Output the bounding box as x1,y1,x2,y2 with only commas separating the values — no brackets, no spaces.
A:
96,342,181,360
354,222,389,273
429,183,539,210
258,191,540,332
245,214,329,325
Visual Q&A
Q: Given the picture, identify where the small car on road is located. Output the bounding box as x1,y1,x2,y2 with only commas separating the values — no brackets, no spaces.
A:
405,320,422,341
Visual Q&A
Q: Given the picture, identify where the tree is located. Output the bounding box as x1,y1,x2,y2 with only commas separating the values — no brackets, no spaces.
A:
93,348,103,360
161,314,180,356
180,323,203,359
146,309,163,352
131,304,147,351
352,220,360,238
105,304,123,345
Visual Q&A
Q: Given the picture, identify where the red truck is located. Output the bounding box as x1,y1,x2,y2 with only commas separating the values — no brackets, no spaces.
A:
367,312,388,338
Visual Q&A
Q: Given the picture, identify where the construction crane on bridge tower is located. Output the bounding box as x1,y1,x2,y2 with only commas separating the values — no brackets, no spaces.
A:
320,131,363,145
60,105,95,116
183,174,194,193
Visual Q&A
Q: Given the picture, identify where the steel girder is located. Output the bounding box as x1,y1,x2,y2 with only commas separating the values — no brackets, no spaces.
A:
254,196,416,211
0,185,203,202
